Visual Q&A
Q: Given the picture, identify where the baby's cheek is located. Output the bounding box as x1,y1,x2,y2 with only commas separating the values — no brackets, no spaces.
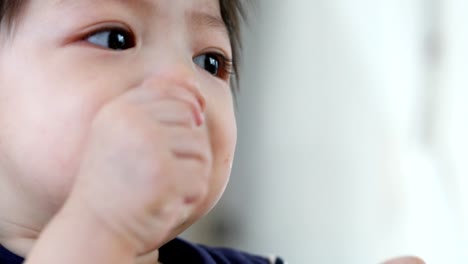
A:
199,110,237,215
188,158,232,224
40,146,86,205
211,154,234,203
2,106,92,215
17,127,87,209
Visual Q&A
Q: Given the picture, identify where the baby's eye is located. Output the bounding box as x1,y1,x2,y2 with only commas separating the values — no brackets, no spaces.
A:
86,28,135,50
193,53,233,80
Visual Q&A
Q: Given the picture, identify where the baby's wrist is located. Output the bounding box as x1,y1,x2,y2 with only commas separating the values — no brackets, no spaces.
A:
25,194,136,264
58,193,139,257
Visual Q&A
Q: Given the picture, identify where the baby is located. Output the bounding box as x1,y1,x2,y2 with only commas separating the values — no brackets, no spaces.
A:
0,0,268,263
0,0,424,263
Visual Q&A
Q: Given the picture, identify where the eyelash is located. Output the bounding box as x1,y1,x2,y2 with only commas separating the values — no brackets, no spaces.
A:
194,52,234,81
84,26,136,50
218,55,234,81
83,27,234,81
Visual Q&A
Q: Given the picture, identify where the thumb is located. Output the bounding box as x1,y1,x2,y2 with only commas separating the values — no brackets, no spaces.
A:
382,256,425,264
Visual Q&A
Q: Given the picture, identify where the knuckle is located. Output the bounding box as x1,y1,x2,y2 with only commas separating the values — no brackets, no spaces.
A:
185,180,209,204
193,130,212,161
179,108,195,127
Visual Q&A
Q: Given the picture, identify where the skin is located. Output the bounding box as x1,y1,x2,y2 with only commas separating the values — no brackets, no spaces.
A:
0,0,236,263
383,257,426,264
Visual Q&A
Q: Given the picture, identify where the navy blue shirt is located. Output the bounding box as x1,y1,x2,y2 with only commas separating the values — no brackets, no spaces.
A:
0,238,284,264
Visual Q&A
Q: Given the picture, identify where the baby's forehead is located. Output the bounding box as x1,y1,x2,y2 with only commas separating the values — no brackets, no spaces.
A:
48,0,227,34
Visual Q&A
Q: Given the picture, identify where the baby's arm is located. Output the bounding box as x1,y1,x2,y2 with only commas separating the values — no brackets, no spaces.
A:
25,82,210,263
24,197,135,263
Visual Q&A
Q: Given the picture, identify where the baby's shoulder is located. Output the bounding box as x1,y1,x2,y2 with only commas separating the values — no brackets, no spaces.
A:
160,238,286,264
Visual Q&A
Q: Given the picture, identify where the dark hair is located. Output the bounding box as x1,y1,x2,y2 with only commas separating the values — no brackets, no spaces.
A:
220,0,246,91
0,0,245,90
0,0,26,28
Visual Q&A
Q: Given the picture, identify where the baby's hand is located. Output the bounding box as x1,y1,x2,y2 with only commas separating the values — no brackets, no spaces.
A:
382,256,425,264
67,80,210,255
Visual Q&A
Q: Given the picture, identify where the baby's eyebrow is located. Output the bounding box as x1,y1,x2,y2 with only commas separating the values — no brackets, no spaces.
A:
189,10,229,36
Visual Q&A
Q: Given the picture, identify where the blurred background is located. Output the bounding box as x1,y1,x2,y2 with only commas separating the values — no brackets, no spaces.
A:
183,0,468,263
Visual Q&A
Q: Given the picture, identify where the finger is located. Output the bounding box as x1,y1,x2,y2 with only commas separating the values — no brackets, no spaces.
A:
382,256,425,264
169,127,211,165
144,99,200,128
131,83,205,126
172,153,211,200
156,86,205,126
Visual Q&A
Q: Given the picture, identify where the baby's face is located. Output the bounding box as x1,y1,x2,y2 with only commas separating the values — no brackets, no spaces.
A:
0,0,236,236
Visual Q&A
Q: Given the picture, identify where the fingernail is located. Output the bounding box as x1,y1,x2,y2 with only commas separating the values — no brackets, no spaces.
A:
195,111,205,126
